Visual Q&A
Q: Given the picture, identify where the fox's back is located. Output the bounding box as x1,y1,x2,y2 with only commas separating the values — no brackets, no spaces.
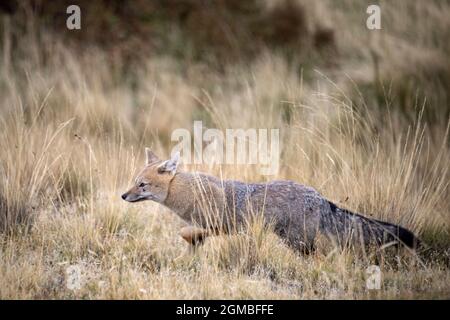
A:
219,179,326,250
223,179,326,213
194,175,328,219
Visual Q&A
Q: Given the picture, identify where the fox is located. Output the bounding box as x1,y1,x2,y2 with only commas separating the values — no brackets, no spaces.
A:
121,148,421,253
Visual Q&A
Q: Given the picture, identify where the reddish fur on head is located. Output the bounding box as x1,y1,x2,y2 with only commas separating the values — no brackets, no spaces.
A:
121,148,180,203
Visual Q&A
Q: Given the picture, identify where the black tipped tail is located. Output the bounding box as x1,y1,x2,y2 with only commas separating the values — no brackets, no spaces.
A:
393,225,421,249
326,201,422,249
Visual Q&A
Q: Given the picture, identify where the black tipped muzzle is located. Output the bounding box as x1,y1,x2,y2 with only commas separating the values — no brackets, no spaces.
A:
121,193,127,200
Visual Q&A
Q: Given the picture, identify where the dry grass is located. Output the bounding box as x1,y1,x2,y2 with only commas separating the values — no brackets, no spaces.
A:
0,0,449,299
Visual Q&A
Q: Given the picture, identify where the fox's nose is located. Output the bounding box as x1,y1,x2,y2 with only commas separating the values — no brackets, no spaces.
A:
121,193,127,200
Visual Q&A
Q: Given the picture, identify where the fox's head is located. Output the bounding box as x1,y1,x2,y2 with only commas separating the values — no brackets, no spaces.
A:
121,148,180,204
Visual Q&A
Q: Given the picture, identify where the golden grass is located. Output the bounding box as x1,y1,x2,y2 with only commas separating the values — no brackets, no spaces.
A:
0,0,449,299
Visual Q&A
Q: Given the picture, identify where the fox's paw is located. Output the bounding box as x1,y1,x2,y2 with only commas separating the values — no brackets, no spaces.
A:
179,226,210,246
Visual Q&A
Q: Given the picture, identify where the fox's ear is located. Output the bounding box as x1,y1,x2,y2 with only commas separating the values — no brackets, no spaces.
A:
145,148,159,165
157,151,180,175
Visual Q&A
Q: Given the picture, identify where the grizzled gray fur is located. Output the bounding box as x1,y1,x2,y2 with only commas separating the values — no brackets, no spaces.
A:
122,150,420,253
172,172,420,252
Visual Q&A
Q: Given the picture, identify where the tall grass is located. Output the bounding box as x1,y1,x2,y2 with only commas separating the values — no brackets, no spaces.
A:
0,0,449,299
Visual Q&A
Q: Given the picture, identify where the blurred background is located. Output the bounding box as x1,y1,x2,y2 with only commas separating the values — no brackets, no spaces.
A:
2,1,449,137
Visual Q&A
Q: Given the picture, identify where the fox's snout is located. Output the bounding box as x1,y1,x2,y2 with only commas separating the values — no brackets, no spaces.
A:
121,192,132,202
122,148,181,204
121,191,146,202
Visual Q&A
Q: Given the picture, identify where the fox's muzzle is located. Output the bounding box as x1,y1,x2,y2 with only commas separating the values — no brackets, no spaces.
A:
121,192,146,202
121,189,155,202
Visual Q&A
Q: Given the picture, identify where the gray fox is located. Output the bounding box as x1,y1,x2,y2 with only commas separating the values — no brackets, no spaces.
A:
122,148,421,252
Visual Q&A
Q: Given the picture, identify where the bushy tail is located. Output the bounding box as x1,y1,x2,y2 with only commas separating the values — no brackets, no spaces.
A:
323,201,421,249
373,218,421,249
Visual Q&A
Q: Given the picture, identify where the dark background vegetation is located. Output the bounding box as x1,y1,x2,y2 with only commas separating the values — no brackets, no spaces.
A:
2,0,449,124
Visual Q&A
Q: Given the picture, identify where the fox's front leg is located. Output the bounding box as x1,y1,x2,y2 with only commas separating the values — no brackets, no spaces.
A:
179,226,211,249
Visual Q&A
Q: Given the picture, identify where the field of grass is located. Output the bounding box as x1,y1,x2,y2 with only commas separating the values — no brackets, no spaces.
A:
0,0,449,299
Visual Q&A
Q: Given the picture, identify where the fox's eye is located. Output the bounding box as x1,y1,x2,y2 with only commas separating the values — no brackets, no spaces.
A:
138,182,146,188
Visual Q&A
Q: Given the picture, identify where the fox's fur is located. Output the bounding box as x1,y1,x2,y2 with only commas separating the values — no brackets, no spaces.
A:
122,148,421,253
